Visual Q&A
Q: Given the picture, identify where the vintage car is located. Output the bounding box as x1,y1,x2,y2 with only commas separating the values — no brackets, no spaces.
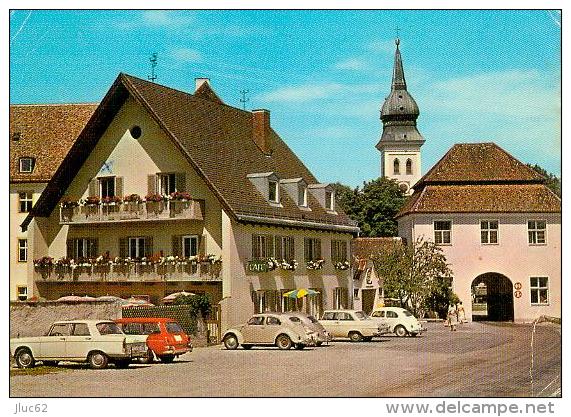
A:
222,313,316,350
10,320,149,369
279,312,331,345
319,309,388,341
370,307,425,337
115,317,192,363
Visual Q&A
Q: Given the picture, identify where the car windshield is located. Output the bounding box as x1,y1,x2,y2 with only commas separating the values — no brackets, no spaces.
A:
165,322,184,333
403,310,413,317
289,317,302,323
354,311,368,320
96,322,123,335
307,315,318,323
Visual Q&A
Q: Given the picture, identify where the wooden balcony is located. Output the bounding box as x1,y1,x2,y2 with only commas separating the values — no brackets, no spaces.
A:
34,261,221,283
59,199,204,224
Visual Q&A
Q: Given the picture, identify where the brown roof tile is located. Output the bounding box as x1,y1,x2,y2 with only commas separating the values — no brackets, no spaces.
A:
10,104,97,183
398,184,561,216
352,237,403,259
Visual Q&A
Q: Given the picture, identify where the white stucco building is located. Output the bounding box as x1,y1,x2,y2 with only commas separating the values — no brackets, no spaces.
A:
397,143,561,322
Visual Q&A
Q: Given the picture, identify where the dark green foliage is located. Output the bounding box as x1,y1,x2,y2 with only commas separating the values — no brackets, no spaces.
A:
332,177,407,237
527,164,561,197
173,294,212,319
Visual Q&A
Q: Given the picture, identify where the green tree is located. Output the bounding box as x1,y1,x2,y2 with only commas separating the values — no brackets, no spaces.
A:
371,238,453,317
527,164,561,197
333,177,407,237
173,294,212,318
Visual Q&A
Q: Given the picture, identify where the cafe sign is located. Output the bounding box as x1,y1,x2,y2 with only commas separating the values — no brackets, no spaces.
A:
247,260,269,273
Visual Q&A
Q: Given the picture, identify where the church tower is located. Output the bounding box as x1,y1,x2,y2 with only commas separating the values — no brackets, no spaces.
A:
376,38,425,195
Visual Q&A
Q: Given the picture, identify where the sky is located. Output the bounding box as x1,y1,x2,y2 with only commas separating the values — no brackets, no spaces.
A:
9,9,561,187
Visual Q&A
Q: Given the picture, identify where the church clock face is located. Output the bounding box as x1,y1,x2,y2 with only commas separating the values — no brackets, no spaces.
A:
399,182,409,193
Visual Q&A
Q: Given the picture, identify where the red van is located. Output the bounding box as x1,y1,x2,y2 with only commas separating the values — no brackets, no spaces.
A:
115,317,192,363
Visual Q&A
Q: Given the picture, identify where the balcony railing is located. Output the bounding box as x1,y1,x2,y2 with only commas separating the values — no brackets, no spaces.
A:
34,261,221,283
59,199,204,224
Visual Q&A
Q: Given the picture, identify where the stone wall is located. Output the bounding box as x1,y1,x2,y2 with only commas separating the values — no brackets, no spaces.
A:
9,301,208,346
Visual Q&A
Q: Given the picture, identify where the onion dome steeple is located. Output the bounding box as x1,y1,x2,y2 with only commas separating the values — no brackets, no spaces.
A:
376,38,425,148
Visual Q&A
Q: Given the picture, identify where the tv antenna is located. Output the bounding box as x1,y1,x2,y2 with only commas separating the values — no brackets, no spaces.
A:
239,89,249,110
148,52,158,82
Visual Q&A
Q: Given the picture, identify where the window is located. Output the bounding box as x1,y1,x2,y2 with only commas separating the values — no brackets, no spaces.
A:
530,277,549,305
158,173,177,196
406,159,413,175
182,235,199,258
67,238,98,259
275,236,295,261
19,157,35,173
49,323,72,336
99,177,115,198
325,191,334,211
371,310,384,318
322,311,335,320
393,158,400,175
528,220,546,245
165,322,183,333
337,312,354,321
304,238,322,261
17,286,28,301
72,323,91,336
247,316,265,326
19,192,33,213
333,287,349,309
386,311,398,318
299,185,308,207
268,180,279,203
17,239,27,262
434,221,452,245
481,220,499,244
266,316,281,325
252,234,274,259
331,240,348,263
130,125,142,139
129,237,147,259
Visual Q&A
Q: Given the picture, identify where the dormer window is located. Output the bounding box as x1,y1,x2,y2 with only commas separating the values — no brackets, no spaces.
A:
308,183,336,213
19,157,35,173
299,185,308,207
268,180,279,203
247,172,282,207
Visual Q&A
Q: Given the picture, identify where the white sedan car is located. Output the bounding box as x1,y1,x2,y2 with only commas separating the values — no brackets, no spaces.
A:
370,307,425,337
10,320,148,369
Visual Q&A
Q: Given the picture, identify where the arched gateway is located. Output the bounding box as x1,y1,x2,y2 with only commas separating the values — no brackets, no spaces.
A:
471,273,514,322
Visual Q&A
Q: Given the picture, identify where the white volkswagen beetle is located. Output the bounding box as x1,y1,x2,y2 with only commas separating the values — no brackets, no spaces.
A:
10,320,148,369
370,307,425,337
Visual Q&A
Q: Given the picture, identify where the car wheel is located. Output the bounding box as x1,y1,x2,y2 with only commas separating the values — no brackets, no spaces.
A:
88,351,109,369
394,325,408,337
42,361,59,367
241,344,253,350
348,331,363,342
115,359,131,368
14,348,35,369
276,334,293,350
223,334,239,350
410,332,419,337
363,336,373,342
139,349,154,364
159,355,175,363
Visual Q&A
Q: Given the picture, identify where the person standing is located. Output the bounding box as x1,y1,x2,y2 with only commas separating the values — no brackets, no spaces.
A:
457,301,467,324
447,304,458,331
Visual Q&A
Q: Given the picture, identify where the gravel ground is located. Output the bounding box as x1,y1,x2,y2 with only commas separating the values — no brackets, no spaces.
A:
10,321,561,397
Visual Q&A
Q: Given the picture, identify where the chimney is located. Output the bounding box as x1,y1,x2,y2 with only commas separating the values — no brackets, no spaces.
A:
252,109,272,155
195,77,210,92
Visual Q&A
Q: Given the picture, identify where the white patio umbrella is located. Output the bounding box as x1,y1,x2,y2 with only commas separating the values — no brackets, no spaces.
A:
162,291,195,303
122,297,155,308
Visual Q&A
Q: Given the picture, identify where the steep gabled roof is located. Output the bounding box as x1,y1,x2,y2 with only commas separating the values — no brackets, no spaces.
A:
10,103,97,183
397,143,560,218
23,73,358,233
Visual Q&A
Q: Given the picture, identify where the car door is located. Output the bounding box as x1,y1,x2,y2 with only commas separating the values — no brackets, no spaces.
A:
320,312,340,337
264,316,284,344
337,312,356,336
241,316,265,343
39,323,71,359
385,310,399,332
65,323,93,359
370,310,387,328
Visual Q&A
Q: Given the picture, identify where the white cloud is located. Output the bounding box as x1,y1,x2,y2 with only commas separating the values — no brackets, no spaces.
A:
115,10,195,30
366,39,396,54
171,48,202,63
334,58,369,71
257,82,381,104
